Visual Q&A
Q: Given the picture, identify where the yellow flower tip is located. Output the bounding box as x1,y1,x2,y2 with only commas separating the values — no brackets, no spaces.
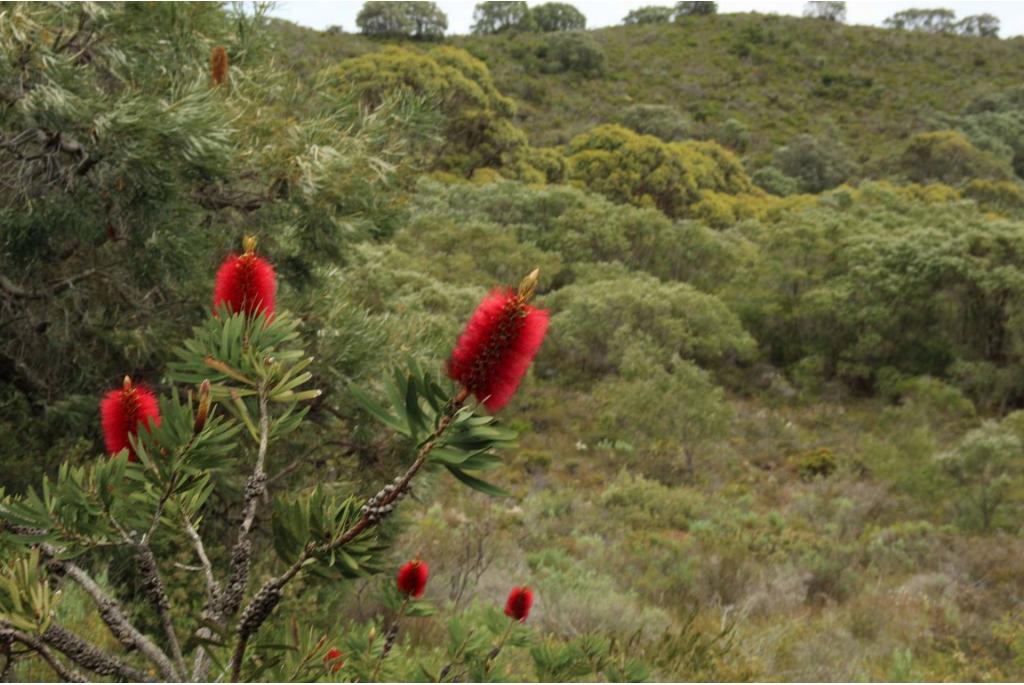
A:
242,234,258,255
518,268,541,302
122,375,133,392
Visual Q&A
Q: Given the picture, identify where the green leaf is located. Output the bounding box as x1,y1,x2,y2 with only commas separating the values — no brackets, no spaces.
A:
445,466,509,497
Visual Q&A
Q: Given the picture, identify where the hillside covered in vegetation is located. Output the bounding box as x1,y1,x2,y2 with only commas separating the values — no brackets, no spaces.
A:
3,2,1024,682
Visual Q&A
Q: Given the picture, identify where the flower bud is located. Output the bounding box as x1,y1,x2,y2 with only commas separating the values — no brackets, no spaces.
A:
193,379,212,434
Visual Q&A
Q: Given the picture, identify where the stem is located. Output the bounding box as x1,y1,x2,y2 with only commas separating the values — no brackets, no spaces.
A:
41,623,152,682
106,511,187,680
182,515,219,604
483,620,515,677
370,597,409,681
220,387,271,620
228,389,468,681
2,625,88,683
47,555,179,681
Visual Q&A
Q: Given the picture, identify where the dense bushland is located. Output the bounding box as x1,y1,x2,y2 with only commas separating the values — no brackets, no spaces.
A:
3,2,1024,682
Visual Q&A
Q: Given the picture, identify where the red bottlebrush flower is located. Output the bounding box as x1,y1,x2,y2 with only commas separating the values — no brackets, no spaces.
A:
504,586,533,622
100,376,161,462
213,236,276,318
396,559,429,598
447,269,549,412
323,647,343,673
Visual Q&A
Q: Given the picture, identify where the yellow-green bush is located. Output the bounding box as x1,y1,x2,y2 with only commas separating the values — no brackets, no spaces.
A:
897,129,1012,184
564,124,758,219
322,45,527,174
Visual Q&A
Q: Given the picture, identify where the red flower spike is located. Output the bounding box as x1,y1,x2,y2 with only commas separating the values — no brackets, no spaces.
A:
504,586,533,622
447,269,549,413
396,559,429,598
323,647,344,673
213,235,277,318
100,376,161,462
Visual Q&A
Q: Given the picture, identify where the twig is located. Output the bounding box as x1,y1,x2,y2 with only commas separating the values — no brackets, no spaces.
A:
1,624,88,683
41,623,152,682
228,389,468,681
40,550,178,681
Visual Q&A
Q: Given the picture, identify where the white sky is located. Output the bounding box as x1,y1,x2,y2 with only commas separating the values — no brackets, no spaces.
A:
268,1,1024,37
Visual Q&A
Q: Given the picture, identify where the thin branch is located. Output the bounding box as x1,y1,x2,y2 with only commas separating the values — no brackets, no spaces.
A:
41,623,152,682
42,552,178,681
228,389,468,681
220,388,271,620
1,624,88,683
182,515,219,604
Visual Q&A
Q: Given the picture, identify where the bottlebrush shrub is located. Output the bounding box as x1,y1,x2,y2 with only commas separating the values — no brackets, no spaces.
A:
0,238,551,683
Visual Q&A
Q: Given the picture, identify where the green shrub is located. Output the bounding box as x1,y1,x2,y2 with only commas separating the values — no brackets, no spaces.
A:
752,166,800,196
618,104,690,141
322,45,527,174
897,129,1011,184
773,133,858,193
539,31,604,75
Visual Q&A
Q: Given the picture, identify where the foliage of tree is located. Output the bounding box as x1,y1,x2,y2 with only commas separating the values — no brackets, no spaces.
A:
674,2,718,17
751,166,801,196
564,124,754,218
938,421,1024,531
941,87,1024,177
803,1,846,22
540,270,756,385
538,31,604,75
322,46,527,175
0,2,429,492
622,6,675,25
884,8,957,33
531,2,586,32
598,350,732,484
955,13,1000,37
772,134,858,193
356,1,449,40
471,1,536,34
619,104,690,141
896,130,1011,184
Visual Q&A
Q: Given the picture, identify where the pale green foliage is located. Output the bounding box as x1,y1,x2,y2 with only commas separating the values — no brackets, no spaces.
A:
773,134,858,193
675,2,717,17
884,8,957,33
323,45,526,175
471,1,535,34
618,104,690,141
803,2,846,22
356,1,448,40
531,3,586,32
565,124,754,218
938,421,1024,531
540,270,755,384
622,6,675,24
897,129,1011,184
598,350,732,482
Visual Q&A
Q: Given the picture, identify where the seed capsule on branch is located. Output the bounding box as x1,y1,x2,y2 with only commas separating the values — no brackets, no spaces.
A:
100,376,161,462
396,559,429,598
213,235,277,317
504,586,533,622
447,269,549,412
